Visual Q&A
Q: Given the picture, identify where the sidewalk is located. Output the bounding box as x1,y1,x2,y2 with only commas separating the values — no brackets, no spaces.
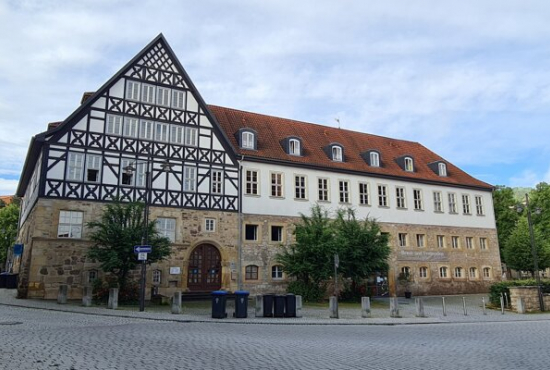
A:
1,288,549,325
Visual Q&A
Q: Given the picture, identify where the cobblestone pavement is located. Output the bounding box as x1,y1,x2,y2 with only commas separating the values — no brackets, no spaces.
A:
1,303,549,370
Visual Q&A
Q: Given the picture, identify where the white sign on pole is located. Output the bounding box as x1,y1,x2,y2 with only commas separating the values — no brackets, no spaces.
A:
137,252,148,261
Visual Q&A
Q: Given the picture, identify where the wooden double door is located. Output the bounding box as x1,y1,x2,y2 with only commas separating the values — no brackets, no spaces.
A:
187,244,222,291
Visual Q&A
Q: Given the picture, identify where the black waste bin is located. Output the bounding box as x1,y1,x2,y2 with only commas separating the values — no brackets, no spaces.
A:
285,294,296,317
211,290,228,319
5,274,18,289
263,294,274,317
274,295,286,317
234,290,250,318
0,272,8,289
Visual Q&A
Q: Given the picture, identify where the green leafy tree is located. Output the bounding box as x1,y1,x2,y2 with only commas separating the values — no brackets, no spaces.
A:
502,218,550,276
87,200,172,289
529,182,550,240
492,185,520,262
0,203,19,270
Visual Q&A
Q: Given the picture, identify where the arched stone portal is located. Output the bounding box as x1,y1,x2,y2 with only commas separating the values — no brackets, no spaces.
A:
187,244,222,291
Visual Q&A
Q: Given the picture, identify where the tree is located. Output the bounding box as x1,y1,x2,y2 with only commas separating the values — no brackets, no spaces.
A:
0,203,19,270
529,182,550,241
502,218,550,276
87,200,172,289
492,185,520,262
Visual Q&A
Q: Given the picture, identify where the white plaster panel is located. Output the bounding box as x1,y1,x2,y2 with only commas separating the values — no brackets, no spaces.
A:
199,135,211,149
92,97,106,109
89,118,104,133
200,115,213,128
73,116,88,131
47,161,65,180
109,79,125,98
58,134,68,144
90,110,105,119
187,94,198,113
211,136,224,151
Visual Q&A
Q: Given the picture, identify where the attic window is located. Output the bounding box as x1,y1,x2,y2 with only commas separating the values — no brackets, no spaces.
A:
289,139,301,156
370,152,380,167
242,131,255,149
404,157,414,172
438,162,447,177
331,146,343,162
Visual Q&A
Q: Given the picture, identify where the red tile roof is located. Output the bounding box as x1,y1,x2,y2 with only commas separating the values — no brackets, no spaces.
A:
209,105,492,190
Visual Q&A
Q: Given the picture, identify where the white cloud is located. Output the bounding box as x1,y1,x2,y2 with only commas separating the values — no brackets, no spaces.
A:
0,178,19,196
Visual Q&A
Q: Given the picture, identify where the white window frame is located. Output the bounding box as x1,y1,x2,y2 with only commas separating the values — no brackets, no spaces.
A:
448,193,457,214
123,117,139,138
439,266,448,278
469,267,477,279
67,152,84,181
359,182,370,206
318,178,329,202
57,210,83,239
183,166,196,192
462,194,471,215
419,267,428,278
184,127,198,146
479,237,487,250
245,170,259,196
378,184,388,207
289,139,300,156
416,234,425,248
157,218,176,242
295,175,307,200
332,146,343,161
157,86,171,107
106,114,123,135
205,218,216,232
483,267,491,278
270,225,284,243
152,269,162,285
396,186,406,209
272,265,283,280
170,125,184,145
242,132,255,149
155,122,170,142
398,233,407,247
451,236,460,249
404,157,414,172
433,191,443,213
339,180,350,203
370,152,380,167
125,80,140,101
271,172,284,198
139,120,154,140
211,170,223,194
413,189,423,210
141,84,156,104
437,235,445,248
475,196,485,216
454,267,463,278
438,162,447,177
85,154,102,183
466,237,474,249
172,90,185,110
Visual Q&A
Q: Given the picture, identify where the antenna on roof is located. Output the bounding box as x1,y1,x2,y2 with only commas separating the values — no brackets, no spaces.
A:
334,118,340,129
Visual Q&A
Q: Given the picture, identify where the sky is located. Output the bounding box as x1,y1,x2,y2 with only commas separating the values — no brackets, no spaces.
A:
1,0,550,195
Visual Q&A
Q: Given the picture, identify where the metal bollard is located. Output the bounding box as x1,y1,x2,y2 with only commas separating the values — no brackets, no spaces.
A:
329,296,339,319
442,296,447,316
504,292,509,308
171,291,182,314
415,298,426,318
500,296,505,315
482,297,487,315
462,297,467,316
361,297,371,318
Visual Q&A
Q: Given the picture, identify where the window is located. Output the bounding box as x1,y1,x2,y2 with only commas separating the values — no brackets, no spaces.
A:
157,86,171,106
378,185,388,207
106,114,123,135
155,122,169,142
242,131,255,149
123,117,139,138
438,162,447,177
157,218,176,242
245,224,259,241
85,155,102,183
451,236,460,249
245,170,259,195
170,125,184,145
437,235,445,248
439,266,448,278
205,218,216,232
479,237,487,250
401,266,411,276
295,175,307,199
448,193,457,214
141,84,156,104
404,157,414,172
289,139,300,156
466,237,474,249
413,189,423,210
419,267,428,278
67,152,84,181
172,90,185,109
139,120,154,140
121,159,146,186
359,183,370,205
271,172,283,198
152,270,162,285
399,233,408,247
370,152,380,167
454,267,463,278
211,170,223,194
339,180,350,203
245,265,259,280
184,127,198,146
126,80,140,101
318,178,329,202
271,226,283,242
87,270,98,284
396,187,406,209
332,146,343,161
272,265,283,280
433,191,443,212
483,267,491,278
462,194,471,214
416,234,425,248
469,267,478,279
58,211,83,238
475,196,485,216
183,166,196,192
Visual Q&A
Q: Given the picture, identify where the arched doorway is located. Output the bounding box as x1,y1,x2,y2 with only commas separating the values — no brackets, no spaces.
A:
187,244,222,291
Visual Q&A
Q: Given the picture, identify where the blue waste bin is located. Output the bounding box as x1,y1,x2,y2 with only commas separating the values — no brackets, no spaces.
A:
211,290,228,319
234,290,250,318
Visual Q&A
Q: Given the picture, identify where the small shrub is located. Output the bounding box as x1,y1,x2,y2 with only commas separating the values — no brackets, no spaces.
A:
489,279,550,306
286,281,326,302
92,279,140,305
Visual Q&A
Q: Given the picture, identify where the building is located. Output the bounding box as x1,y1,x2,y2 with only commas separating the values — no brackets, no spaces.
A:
15,34,501,299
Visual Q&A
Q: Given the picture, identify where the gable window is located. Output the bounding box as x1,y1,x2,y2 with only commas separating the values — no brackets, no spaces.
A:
318,178,329,202
295,175,307,200
437,235,445,248
359,183,370,205
141,84,156,104
413,189,423,210
85,155,102,183
416,234,425,248
404,157,414,172
396,187,406,209
469,267,478,279
438,162,447,177
479,237,487,250
157,218,176,242
462,194,471,214
123,117,139,138
155,122,169,142
242,131,255,149
139,120,154,140
398,233,407,247
183,166,196,192
433,191,443,212
448,193,457,214
339,180,350,203
211,170,223,194
58,210,83,239
245,170,259,195
184,127,198,146
370,152,380,167
125,80,140,101
245,224,259,241
378,185,388,207
475,196,485,216
271,226,283,242
454,267,463,278
205,218,216,232
157,86,171,106
419,267,428,278
271,172,283,198
67,152,84,181
451,236,460,249
172,90,185,110
332,146,343,162
106,114,123,135
439,266,448,278
152,270,162,285
272,265,283,280
245,265,259,280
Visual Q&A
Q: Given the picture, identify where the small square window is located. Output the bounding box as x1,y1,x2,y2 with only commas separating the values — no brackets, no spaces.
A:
271,226,283,242
245,265,259,280
205,218,216,232
58,211,83,239
398,233,407,247
245,224,259,241
272,265,283,280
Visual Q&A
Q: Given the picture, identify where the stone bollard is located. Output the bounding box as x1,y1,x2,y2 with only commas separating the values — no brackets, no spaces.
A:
108,288,119,310
390,297,400,318
57,285,68,304
517,297,526,314
255,295,263,317
82,286,93,307
329,296,339,318
361,297,371,318
171,291,182,314
415,298,426,317
296,295,303,318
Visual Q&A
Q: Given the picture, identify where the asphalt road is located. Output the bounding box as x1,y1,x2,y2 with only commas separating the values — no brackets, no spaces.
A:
1,305,547,370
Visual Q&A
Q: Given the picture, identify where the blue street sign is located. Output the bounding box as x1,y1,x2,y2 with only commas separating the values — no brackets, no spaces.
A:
134,245,152,254
13,244,24,256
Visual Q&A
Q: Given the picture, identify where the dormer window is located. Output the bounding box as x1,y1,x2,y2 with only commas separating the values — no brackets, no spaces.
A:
332,146,342,161
237,128,257,150
404,157,414,172
289,138,301,156
370,152,380,167
438,162,447,177
325,143,344,162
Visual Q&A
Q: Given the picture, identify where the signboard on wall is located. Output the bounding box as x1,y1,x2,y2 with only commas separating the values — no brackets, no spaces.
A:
13,244,24,256
170,267,181,275
396,250,449,262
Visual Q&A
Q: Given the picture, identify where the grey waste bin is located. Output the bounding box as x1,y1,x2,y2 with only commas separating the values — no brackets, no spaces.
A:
285,294,296,317
211,291,228,319
263,294,274,317
234,290,250,318
274,295,286,317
